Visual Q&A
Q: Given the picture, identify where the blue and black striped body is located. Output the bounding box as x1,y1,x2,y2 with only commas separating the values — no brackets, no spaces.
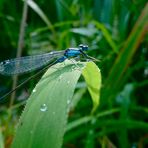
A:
0,44,92,101
57,45,88,63
65,48,81,57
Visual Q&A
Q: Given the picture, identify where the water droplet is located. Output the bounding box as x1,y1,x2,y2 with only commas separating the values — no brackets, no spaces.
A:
67,99,71,105
40,104,48,112
30,130,33,134
52,111,56,115
32,89,36,93
71,65,80,71
67,80,70,84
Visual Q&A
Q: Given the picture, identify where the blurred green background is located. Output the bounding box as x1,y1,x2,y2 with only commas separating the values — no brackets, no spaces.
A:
0,0,148,147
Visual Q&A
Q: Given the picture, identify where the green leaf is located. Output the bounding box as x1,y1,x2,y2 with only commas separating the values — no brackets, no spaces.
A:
92,20,118,53
101,3,148,104
0,129,4,148
71,27,97,37
82,62,101,114
26,0,54,33
11,61,101,148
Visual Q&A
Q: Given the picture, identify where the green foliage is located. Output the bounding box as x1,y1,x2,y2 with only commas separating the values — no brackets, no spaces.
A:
82,62,101,114
12,61,85,148
0,129,4,148
0,0,148,147
101,3,148,105
12,61,101,148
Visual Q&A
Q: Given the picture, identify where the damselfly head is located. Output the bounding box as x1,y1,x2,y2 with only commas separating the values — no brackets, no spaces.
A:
79,44,88,51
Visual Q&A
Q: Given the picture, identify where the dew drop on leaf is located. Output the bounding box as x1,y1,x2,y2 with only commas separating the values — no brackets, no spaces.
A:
67,99,71,105
71,65,80,71
40,104,48,112
32,89,36,93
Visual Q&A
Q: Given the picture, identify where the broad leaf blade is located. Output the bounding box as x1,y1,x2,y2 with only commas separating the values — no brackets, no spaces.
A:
11,61,101,148
82,62,101,114
12,61,85,148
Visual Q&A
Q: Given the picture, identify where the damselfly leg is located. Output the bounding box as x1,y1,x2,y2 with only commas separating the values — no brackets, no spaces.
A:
0,44,98,101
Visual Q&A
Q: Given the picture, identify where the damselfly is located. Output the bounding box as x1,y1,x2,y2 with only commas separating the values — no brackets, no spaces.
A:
0,44,96,100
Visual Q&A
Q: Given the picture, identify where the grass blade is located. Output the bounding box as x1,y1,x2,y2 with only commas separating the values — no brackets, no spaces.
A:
92,20,118,53
0,130,4,148
101,3,148,103
26,0,54,32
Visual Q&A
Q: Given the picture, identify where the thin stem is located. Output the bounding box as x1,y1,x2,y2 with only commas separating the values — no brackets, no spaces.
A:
10,0,28,107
